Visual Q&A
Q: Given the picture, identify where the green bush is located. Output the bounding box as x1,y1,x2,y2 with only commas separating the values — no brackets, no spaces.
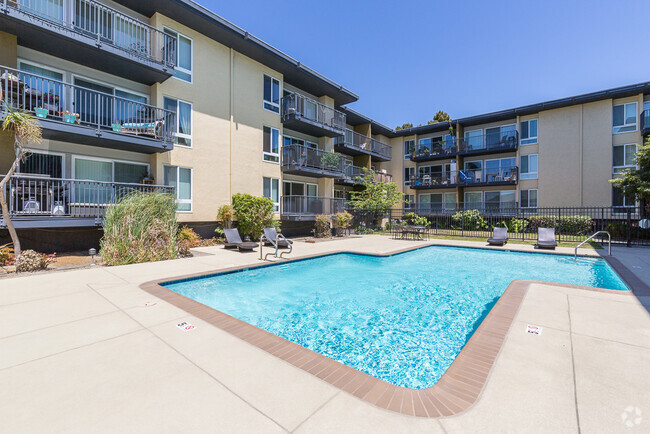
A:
177,226,200,256
452,209,488,231
320,152,341,169
527,215,593,235
231,193,278,241
100,192,178,265
314,214,332,238
333,211,353,229
495,218,527,234
402,212,429,227
15,249,54,272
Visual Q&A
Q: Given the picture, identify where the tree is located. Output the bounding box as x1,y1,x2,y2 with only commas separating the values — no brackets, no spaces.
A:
348,169,404,213
231,193,277,240
428,110,451,124
610,137,650,214
395,123,413,131
0,104,42,260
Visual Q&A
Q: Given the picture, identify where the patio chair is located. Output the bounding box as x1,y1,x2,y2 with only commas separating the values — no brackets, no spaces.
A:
487,227,508,246
223,228,258,251
263,227,293,248
537,227,558,249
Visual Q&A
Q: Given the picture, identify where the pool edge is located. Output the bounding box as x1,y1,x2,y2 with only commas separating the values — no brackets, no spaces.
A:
139,246,644,419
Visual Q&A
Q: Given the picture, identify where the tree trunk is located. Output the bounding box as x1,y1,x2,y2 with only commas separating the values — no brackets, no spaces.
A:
0,148,23,260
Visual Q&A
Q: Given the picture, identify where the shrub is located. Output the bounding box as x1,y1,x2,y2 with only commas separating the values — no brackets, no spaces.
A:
15,249,55,272
495,218,527,234
452,209,488,231
177,226,200,256
0,243,15,266
527,215,593,236
314,214,332,238
333,211,353,229
231,193,277,241
320,152,341,169
100,192,178,266
402,212,429,227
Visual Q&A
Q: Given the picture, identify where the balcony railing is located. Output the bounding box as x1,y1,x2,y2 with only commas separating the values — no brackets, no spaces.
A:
334,129,392,160
2,174,174,222
373,171,393,183
281,144,346,177
3,0,176,67
410,131,518,161
410,167,518,189
0,65,176,146
642,109,650,135
281,93,346,136
337,165,393,185
281,195,347,216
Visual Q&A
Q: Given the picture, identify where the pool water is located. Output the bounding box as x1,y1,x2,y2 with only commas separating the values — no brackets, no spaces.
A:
163,246,628,388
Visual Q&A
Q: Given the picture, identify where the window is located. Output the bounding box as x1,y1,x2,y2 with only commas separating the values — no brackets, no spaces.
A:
521,189,538,209
404,139,415,159
263,75,280,113
485,125,516,149
444,193,456,211
520,119,538,145
283,181,317,196
263,177,280,212
613,144,637,173
164,97,192,147
464,192,483,209
419,193,443,213
164,165,192,212
612,186,635,211
464,160,483,182
485,157,516,182
613,102,637,133
404,167,415,186
464,130,483,150
19,62,64,114
20,152,63,178
520,154,538,179
263,126,280,163
73,157,148,203
485,191,516,212
164,28,192,82
404,194,415,209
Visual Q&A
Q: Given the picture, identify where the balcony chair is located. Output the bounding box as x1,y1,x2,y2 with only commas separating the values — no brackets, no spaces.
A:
537,227,558,249
223,228,258,251
487,227,508,246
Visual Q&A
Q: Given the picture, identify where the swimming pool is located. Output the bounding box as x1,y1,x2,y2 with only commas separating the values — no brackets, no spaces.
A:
163,246,628,388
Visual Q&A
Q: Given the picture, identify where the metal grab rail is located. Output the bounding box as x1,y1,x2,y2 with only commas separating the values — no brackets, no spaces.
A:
259,233,292,260
575,231,611,258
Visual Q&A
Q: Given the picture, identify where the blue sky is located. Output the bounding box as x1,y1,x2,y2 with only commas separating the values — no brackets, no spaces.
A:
200,0,650,128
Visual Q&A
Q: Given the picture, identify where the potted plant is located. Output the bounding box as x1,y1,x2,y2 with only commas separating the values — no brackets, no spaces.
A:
35,107,48,119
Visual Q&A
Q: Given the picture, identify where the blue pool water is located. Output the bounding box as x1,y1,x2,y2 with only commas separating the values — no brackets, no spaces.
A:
163,246,628,388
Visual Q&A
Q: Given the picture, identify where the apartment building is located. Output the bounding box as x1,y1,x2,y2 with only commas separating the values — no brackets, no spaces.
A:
0,0,647,250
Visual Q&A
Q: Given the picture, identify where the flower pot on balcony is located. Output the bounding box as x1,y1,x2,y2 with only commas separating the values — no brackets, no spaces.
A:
112,123,122,132
63,114,76,124
35,108,48,119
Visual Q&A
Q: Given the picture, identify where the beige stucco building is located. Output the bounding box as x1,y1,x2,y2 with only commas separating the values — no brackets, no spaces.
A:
0,1,646,249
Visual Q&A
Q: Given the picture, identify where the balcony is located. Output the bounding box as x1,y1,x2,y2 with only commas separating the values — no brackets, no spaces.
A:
1,65,175,153
410,167,518,190
281,195,346,221
0,0,175,84
281,144,345,178
410,131,518,162
281,93,346,138
642,109,650,136
0,174,174,228
334,129,392,161
336,165,393,186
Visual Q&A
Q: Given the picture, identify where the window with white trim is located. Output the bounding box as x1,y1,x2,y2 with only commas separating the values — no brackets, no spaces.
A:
613,144,637,173
404,139,415,159
164,165,192,212
612,186,635,211
404,194,415,209
263,126,280,163
613,102,637,133
263,177,280,212
163,97,192,147
404,166,415,186
164,28,192,82
263,75,280,113
520,189,538,208
520,119,538,145
520,154,538,179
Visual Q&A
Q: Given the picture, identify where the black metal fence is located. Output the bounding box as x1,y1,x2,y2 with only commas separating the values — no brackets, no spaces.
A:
347,206,650,246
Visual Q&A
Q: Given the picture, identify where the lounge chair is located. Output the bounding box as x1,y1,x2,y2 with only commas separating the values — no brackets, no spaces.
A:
537,227,558,249
263,227,293,248
223,228,258,251
488,227,508,246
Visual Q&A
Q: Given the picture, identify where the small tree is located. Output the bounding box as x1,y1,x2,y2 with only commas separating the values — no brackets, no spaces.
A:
231,193,277,240
348,169,404,220
429,110,451,124
610,137,650,215
395,123,413,131
0,104,42,260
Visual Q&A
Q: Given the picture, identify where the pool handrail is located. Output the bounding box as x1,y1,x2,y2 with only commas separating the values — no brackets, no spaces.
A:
575,231,611,258
260,230,293,260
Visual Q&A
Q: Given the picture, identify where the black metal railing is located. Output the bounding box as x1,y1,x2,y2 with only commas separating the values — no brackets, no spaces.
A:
459,130,519,154
410,137,457,160
335,129,392,160
0,65,176,145
281,195,347,216
281,93,346,132
410,167,518,188
2,174,174,220
337,165,393,184
346,206,650,246
2,0,176,67
281,144,346,176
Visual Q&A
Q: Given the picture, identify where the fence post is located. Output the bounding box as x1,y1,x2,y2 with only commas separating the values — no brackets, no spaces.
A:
461,211,464,238
557,208,561,243
627,209,632,247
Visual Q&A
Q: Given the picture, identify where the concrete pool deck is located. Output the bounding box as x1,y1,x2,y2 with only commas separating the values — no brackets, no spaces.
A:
1,236,649,432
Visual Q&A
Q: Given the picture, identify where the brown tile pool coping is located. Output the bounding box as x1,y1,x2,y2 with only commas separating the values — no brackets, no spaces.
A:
139,244,646,418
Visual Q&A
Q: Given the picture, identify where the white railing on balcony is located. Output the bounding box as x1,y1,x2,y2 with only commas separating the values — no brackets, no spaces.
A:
2,174,174,220
0,65,176,145
3,0,176,66
335,129,392,160
281,93,346,132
